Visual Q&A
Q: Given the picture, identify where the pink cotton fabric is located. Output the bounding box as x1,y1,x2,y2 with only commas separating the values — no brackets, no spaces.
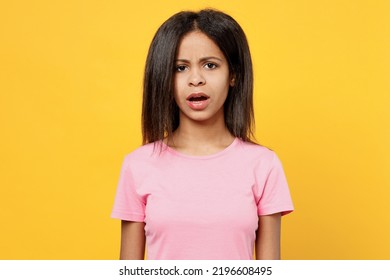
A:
111,138,294,259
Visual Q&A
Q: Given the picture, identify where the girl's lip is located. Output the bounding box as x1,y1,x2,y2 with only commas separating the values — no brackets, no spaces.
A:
186,92,210,100
186,98,210,110
186,92,210,110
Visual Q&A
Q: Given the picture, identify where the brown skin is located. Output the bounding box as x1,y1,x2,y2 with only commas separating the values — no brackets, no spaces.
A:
168,31,235,155
120,221,145,260
256,213,282,260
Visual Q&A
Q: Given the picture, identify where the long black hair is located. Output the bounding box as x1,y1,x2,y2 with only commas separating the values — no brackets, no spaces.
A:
142,9,255,145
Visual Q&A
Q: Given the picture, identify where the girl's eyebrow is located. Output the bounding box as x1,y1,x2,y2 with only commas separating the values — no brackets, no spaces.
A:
175,56,223,63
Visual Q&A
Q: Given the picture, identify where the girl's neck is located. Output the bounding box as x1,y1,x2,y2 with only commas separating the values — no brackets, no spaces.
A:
167,117,235,156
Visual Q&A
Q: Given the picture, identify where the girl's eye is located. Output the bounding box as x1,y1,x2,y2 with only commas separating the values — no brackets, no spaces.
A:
176,65,187,72
205,62,217,69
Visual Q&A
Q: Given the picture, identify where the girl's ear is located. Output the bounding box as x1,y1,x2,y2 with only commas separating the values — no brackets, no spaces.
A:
230,74,236,87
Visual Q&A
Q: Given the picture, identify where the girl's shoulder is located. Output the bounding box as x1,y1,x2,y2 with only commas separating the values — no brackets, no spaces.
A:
235,138,276,160
235,140,287,176
119,142,164,176
123,141,161,161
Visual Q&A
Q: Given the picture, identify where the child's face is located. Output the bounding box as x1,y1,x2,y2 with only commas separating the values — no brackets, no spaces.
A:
173,31,233,126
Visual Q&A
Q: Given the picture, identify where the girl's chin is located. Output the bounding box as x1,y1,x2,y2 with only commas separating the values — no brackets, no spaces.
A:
179,111,225,125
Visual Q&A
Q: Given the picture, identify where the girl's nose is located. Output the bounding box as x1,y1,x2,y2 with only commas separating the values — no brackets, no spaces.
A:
188,69,206,86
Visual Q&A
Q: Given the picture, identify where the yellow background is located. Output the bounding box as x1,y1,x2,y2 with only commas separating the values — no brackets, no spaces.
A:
1,0,389,259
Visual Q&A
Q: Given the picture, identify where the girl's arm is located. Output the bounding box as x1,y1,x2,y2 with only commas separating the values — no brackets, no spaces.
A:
120,220,146,260
255,213,281,260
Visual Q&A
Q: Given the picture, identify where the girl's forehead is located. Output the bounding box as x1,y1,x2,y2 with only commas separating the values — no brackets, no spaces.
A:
176,31,225,59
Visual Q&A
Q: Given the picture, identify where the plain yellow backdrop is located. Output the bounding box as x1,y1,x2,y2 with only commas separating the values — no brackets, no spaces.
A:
1,0,389,259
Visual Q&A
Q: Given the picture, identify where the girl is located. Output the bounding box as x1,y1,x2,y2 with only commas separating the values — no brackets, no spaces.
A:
111,9,294,260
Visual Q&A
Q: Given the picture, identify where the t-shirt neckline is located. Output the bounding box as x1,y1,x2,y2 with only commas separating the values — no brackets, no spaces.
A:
160,137,239,160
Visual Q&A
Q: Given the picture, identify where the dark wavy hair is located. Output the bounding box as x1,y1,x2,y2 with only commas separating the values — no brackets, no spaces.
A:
142,9,255,145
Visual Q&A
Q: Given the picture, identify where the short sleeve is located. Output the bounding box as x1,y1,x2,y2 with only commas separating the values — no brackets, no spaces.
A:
111,156,146,222
256,152,294,216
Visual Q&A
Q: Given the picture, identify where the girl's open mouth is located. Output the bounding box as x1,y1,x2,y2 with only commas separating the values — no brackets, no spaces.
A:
186,93,210,110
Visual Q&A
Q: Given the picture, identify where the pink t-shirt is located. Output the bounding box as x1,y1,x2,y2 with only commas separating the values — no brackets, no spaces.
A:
111,138,294,259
